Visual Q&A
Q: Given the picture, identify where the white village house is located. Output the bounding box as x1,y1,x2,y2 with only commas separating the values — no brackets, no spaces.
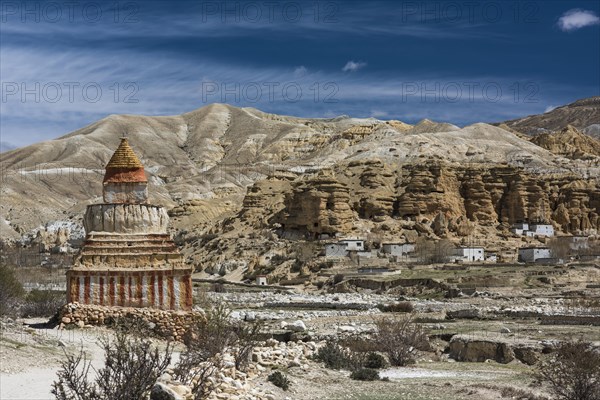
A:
256,275,268,286
338,238,365,251
511,222,530,236
381,242,415,256
453,247,485,262
324,243,349,257
324,238,366,257
511,222,554,237
570,235,589,251
518,247,551,263
529,224,555,237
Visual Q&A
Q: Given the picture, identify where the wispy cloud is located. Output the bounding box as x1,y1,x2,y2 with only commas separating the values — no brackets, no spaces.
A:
0,1,511,42
0,1,594,148
293,66,308,78
0,38,582,147
342,61,367,72
369,110,388,118
557,9,600,32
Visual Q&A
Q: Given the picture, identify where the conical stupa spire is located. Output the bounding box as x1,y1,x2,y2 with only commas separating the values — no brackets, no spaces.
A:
105,137,144,169
103,138,148,203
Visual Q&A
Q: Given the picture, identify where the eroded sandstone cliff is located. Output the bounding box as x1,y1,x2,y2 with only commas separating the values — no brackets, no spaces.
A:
239,160,600,237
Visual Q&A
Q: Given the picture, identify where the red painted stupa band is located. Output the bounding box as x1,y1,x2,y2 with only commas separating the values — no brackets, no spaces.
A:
103,167,148,183
67,137,193,311
66,270,193,309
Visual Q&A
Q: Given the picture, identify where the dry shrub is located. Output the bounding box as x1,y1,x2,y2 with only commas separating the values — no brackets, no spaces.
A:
175,302,263,399
350,368,380,381
364,352,387,369
268,371,291,391
374,314,429,366
52,329,172,400
316,336,389,373
0,265,25,316
314,340,364,371
231,319,263,371
21,289,64,318
535,341,600,400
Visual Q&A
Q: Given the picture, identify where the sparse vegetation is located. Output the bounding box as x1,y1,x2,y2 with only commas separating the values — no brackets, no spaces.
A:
268,371,291,391
415,238,454,264
364,352,387,369
499,386,548,400
547,236,573,260
373,314,429,366
174,300,263,399
0,264,25,316
51,329,172,400
314,340,357,370
314,339,388,377
21,289,64,318
535,341,600,400
350,368,380,381
231,319,264,371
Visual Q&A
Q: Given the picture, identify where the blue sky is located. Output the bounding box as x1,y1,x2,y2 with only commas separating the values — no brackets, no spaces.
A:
1,0,599,150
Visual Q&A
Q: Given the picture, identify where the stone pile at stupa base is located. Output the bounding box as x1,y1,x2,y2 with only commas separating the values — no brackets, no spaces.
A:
66,138,193,311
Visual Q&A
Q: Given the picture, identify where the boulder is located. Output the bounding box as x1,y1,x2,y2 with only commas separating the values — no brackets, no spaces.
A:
287,320,307,332
150,382,184,400
449,336,514,363
446,308,482,320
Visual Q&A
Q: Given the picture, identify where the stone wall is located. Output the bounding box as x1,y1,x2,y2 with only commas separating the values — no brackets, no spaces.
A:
59,303,202,341
540,314,600,326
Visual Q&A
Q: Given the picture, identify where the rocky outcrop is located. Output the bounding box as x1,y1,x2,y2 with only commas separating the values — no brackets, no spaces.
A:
553,179,600,234
240,175,294,224
531,125,600,159
449,334,542,365
397,163,465,218
353,160,396,220
276,170,355,235
239,161,600,238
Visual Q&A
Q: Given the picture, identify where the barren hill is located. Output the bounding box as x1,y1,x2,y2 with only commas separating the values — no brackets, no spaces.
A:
1,102,599,279
499,96,600,136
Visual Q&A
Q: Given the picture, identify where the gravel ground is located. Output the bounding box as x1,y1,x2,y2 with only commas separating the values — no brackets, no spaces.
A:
0,319,108,400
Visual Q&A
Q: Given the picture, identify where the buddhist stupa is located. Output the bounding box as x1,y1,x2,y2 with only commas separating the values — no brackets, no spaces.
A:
66,138,193,310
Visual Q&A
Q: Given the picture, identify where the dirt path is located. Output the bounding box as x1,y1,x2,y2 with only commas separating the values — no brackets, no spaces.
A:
1,319,106,400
